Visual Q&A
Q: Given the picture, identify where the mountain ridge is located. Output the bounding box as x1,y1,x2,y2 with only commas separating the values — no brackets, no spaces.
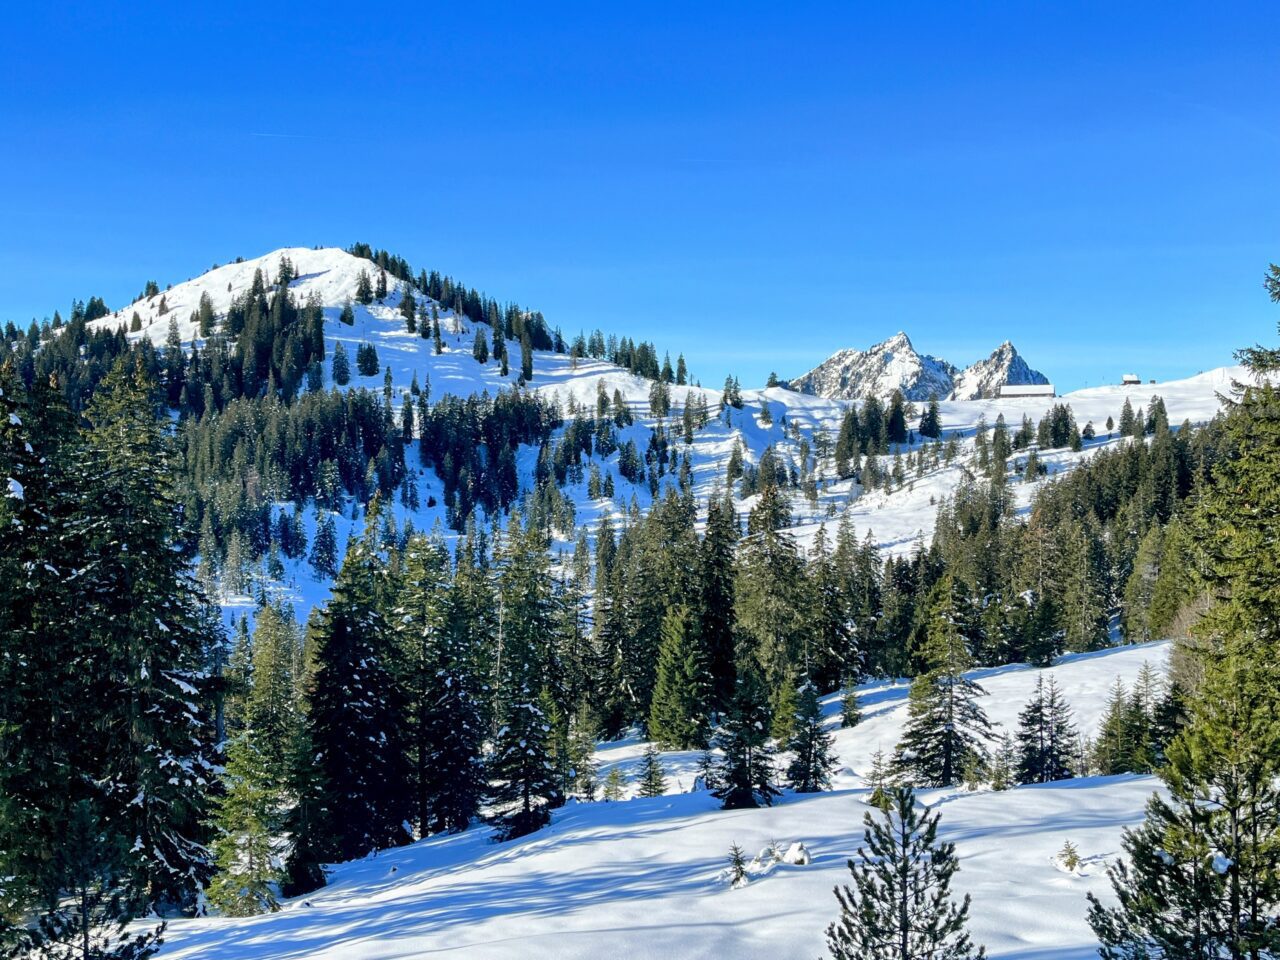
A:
789,332,1049,402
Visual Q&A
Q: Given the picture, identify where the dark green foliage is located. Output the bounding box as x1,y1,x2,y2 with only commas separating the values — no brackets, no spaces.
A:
648,605,711,749
825,786,984,960
1013,674,1076,784
331,341,350,385
712,668,779,809
895,577,991,787
355,342,379,376
304,507,413,861
786,682,836,792
1,801,166,960
637,744,667,799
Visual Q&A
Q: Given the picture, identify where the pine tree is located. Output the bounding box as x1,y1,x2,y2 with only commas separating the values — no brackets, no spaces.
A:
648,604,711,749
208,604,298,915
825,786,985,960
76,359,216,907
396,533,484,836
727,842,748,888
355,270,373,305
712,668,779,809
638,744,667,798
309,512,339,578
305,505,413,861
1014,674,1077,784
331,341,350,386
988,734,1017,791
488,679,559,840
786,681,836,792
602,766,627,802
895,579,992,787
472,329,489,364
1087,638,1280,959
5,801,166,960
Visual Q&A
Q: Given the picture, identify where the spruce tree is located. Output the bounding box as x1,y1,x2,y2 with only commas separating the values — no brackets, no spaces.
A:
331,341,350,386
488,678,559,840
208,604,298,915
396,534,484,836
825,786,984,960
305,503,413,861
77,359,216,907
637,744,667,799
712,668,779,809
648,604,711,749
4,801,166,960
895,579,992,787
1014,674,1076,784
1087,637,1280,959
786,681,836,792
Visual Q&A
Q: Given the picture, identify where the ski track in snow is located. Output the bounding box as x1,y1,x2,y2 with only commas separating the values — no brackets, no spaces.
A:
91,248,1226,957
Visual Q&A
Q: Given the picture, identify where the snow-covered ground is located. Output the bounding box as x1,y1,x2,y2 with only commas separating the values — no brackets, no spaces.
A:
85,247,1212,958
158,642,1170,959
90,246,1248,627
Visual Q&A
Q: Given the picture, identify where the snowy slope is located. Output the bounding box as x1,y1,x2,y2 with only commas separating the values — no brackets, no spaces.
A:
156,642,1171,960
84,246,1247,622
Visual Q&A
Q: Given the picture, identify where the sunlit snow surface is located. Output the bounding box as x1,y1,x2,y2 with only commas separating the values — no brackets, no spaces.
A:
158,642,1168,959
89,250,1219,957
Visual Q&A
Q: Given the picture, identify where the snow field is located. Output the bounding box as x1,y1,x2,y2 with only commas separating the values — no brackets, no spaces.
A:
158,642,1170,959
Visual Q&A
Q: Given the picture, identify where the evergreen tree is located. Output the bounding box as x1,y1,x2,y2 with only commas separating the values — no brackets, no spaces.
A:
77,360,216,907
602,766,627,802
648,605,711,749
825,786,985,960
895,578,992,787
1087,638,1280,959
3,801,166,960
712,668,779,809
396,534,484,836
637,744,667,798
488,679,559,840
331,341,350,386
1014,674,1077,784
305,506,413,861
786,681,836,792
208,605,298,916
309,512,339,578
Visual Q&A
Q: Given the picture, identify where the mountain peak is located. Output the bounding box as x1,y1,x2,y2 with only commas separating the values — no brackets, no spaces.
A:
790,334,1049,402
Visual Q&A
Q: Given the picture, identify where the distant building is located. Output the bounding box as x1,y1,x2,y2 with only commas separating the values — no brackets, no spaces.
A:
1121,373,1141,386
998,383,1056,398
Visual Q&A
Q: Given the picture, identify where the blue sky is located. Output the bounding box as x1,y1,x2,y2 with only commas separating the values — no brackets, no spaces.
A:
2,2,1277,390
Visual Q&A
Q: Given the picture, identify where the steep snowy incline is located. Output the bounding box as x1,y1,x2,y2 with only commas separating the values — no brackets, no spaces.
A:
157,642,1170,960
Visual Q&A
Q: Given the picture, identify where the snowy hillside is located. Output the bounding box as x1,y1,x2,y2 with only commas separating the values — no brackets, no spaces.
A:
85,246,1245,620
157,642,1171,959
789,332,1049,401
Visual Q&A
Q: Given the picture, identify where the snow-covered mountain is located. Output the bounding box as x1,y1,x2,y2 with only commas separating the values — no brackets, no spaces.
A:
789,332,1049,402
788,332,958,402
950,340,1051,401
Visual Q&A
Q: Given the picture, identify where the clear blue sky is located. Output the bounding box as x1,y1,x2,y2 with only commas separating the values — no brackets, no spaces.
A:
2,2,1277,390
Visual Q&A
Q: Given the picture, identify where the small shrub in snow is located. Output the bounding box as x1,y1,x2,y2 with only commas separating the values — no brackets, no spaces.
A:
1058,840,1081,873
727,843,748,889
